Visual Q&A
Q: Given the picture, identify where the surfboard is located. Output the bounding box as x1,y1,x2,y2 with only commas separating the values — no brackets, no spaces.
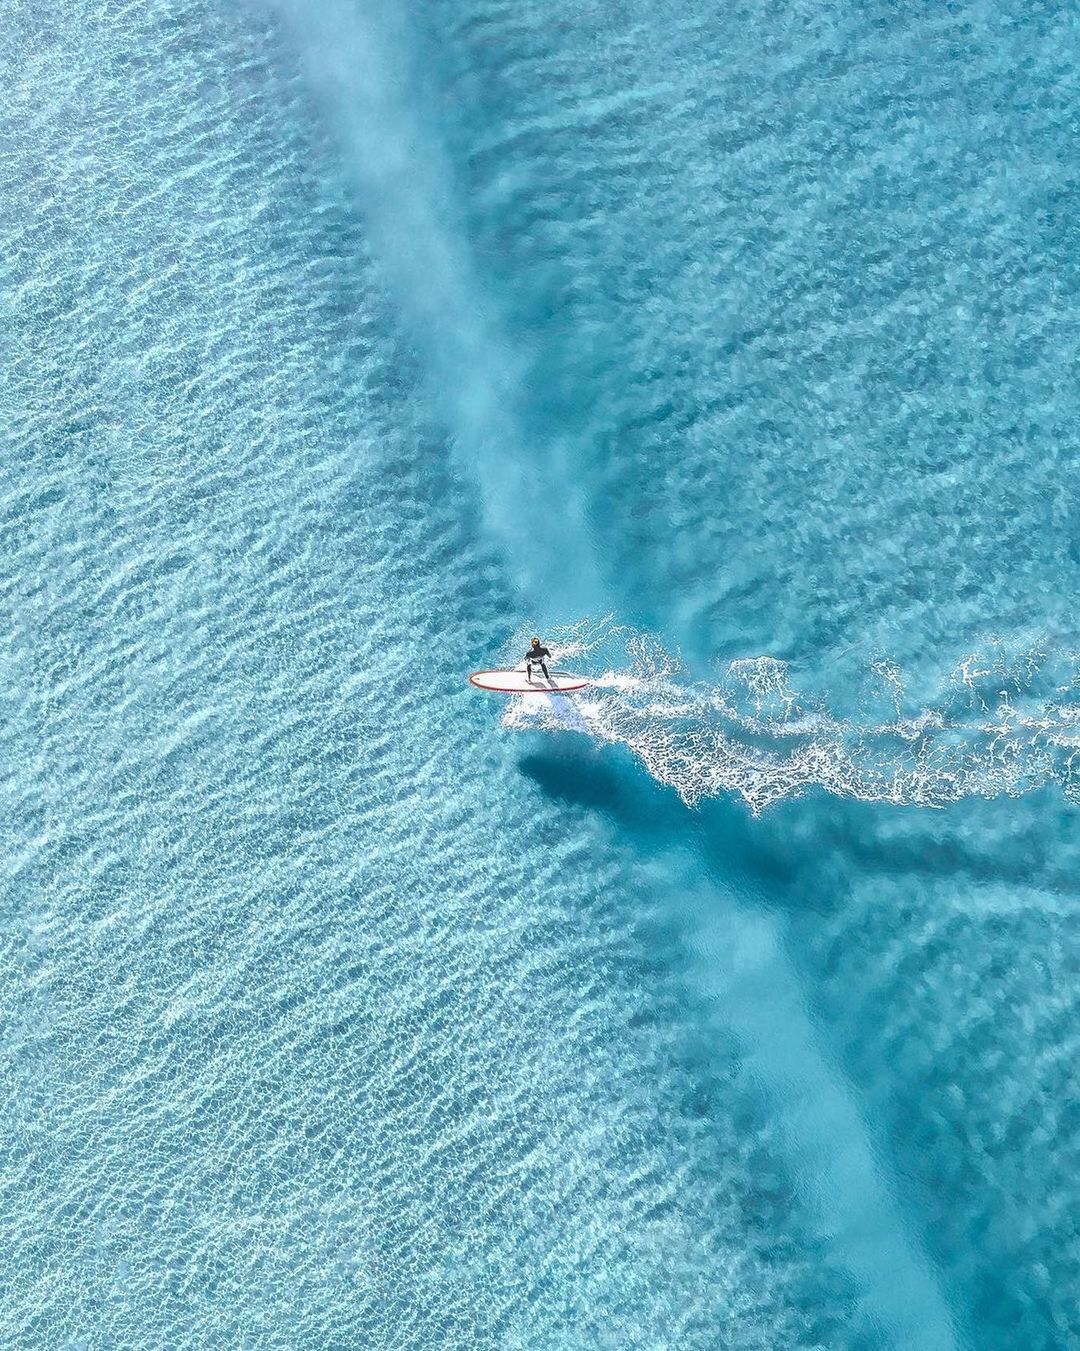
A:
468,669,591,694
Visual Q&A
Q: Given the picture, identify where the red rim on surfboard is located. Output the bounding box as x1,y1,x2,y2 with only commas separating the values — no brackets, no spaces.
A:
468,669,591,694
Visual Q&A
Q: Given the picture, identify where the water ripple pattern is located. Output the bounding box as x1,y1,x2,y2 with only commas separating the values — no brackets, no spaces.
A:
6,0,1080,1348
2,1,882,1346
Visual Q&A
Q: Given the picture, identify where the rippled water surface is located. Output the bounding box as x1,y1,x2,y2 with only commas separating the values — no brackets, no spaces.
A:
5,0,1080,1346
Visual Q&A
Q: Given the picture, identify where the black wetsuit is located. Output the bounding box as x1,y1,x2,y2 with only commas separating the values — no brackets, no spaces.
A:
525,645,552,679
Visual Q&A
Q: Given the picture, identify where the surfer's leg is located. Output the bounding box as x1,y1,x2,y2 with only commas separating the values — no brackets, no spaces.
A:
540,661,550,680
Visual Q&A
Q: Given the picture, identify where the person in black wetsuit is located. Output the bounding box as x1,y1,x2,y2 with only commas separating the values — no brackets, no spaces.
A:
525,636,552,681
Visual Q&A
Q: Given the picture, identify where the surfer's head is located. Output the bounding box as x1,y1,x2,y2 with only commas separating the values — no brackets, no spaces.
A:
531,636,541,648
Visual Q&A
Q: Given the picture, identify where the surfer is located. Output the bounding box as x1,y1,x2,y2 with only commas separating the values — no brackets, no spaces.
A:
525,636,552,682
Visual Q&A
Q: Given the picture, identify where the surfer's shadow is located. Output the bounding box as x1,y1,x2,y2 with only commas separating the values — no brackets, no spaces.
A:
516,747,798,898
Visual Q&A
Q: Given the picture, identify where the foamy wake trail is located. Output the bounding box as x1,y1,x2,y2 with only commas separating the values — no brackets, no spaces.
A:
500,618,1080,814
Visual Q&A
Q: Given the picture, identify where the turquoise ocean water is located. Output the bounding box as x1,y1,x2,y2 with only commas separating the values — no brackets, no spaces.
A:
5,0,1080,1345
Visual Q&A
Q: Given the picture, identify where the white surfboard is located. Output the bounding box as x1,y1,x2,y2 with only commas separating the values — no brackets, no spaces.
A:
469,668,591,694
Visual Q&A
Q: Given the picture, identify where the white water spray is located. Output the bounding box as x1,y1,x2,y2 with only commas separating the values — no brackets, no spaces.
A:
501,618,1080,814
